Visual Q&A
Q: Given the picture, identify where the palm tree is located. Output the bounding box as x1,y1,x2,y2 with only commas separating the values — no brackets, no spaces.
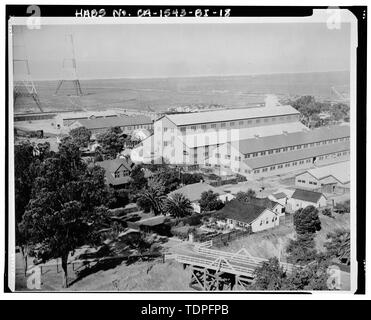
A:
164,193,193,220
137,176,166,216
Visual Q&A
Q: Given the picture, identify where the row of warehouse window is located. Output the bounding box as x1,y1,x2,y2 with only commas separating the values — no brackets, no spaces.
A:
244,137,350,159
212,141,349,161
177,115,298,132
120,124,152,131
166,148,348,163
251,150,349,174
297,179,318,185
218,150,349,174
91,124,152,133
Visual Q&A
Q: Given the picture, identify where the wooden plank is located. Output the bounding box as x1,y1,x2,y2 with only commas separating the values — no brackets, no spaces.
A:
194,246,298,273
176,255,255,277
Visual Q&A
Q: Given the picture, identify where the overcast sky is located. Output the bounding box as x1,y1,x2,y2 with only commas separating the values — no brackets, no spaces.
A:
13,22,351,80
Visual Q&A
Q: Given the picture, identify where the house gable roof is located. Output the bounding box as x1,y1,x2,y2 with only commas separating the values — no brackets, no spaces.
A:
96,157,134,186
248,197,282,209
216,199,272,224
272,192,287,200
97,157,134,173
291,189,325,203
169,182,225,202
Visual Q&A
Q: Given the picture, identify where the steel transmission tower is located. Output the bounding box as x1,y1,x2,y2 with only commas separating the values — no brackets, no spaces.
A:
55,34,83,96
12,26,43,112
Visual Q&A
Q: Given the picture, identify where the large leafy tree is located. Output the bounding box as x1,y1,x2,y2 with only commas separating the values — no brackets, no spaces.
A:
19,139,113,288
155,167,180,193
14,142,36,236
199,190,224,212
69,126,91,148
96,127,128,159
164,193,193,220
286,233,318,265
14,141,52,225
235,189,256,203
106,188,129,209
250,257,288,290
129,164,148,197
181,172,203,185
283,257,331,291
286,96,332,126
293,205,321,235
251,255,333,291
324,229,350,265
330,103,350,121
14,141,52,273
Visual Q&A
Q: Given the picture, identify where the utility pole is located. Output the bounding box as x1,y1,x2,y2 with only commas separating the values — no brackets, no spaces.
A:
55,34,83,96
12,26,43,112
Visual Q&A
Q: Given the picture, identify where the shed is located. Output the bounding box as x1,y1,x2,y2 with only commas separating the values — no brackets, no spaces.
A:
287,189,327,212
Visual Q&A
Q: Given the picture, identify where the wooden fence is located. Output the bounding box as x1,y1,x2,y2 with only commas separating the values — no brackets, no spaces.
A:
194,229,251,247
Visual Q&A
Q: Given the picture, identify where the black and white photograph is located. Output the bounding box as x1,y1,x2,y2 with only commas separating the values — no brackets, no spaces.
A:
4,4,366,297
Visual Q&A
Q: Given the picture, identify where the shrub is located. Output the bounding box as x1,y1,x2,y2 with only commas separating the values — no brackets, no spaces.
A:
334,200,350,214
199,190,224,212
322,208,334,218
182,214,202,226
235,174,247,182
171,226,193,240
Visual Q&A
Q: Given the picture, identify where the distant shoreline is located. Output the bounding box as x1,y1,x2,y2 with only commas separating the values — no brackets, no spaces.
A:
31,70,350,82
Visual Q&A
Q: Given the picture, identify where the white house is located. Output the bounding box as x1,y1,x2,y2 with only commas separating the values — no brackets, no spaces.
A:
168,181,235,213
216,199,279,233
287,189,327,212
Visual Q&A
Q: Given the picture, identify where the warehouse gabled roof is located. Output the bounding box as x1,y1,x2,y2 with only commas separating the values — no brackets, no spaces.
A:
75,115,152,130
244,140,349,170
233,125,350,155
300,161,350,184
216,199,271,224
59,110,119,120
164,105,300,126
181,121,307,148
291,189,325,203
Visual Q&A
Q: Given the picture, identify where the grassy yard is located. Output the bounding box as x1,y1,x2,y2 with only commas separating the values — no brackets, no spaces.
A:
15,255,192,292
